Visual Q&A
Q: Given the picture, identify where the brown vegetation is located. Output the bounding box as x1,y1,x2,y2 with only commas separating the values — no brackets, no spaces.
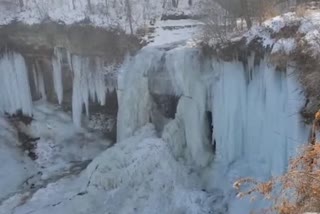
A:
234,110,320,214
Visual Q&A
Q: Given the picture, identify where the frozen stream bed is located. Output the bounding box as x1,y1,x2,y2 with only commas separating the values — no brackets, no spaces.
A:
0,123,222,214
0,102,111,213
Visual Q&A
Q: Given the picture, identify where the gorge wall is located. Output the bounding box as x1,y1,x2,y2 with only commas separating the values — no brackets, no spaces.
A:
0,23,141,140
117,45,310,212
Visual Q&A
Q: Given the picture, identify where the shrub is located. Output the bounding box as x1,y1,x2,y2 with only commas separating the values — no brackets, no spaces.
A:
234,110,320,214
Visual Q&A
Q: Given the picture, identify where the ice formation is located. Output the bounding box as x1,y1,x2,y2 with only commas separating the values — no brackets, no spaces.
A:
0,52,33,115
117,48,163,141
71,55,106,127
210,59,309,213
117,46,310,213
52,48,64,104
0,48,109,127
32,60,47,100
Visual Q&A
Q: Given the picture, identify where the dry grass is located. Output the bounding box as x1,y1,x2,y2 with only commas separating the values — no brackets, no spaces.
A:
269,53,290,72
296,5,309,18
235,111,320,214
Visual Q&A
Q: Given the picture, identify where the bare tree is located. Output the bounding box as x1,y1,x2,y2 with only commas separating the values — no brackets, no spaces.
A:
162,0,167,8
87,0,92,12
172,0,179,8
19,0,23,9
72,0,76,9
125,0,134,35
240,0,252,28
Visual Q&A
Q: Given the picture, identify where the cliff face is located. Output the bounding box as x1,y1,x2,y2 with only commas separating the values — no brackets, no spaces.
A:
0,22,141,140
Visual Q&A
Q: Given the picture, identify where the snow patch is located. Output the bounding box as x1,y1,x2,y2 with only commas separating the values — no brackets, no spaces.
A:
272,38,297,54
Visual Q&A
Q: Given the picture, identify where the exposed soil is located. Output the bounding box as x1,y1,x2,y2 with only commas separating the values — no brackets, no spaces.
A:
0,22,141,59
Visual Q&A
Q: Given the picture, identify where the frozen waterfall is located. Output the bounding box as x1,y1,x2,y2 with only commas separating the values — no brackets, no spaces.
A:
118,46,310,213
71,55,106,127
0,52,33,115
52,47,64,104
0,50,108,127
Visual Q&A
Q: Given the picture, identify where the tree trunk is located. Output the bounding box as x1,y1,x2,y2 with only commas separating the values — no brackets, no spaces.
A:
87,0,92,12
172,0,177,8
162,0,167,8
72,0,76,9
125,0,134,35
240,0,252,29
19,0,24,9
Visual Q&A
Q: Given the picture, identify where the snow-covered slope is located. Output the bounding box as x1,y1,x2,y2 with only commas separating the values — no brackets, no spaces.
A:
0,124,222,214
0,0,202,33
0,102,110,210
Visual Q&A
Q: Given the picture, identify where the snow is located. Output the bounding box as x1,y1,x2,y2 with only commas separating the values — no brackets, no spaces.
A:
0,5,317,214
30,102,110,178
240,10,320,58
0,101,110,213
271,38,297,54
209,59,310,213
0,117,36,202
0,0,202,33
0,124,220,214
116,44,310,213
303,29,320,57
146,19,202,47
0,52,33,116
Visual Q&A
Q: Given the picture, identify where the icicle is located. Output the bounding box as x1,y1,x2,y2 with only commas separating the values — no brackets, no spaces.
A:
71,55,106,127
31,60,47,100
32,64,39,94
117,48,161,141
0,52,33,115
35,60,47,100
52,48,64,104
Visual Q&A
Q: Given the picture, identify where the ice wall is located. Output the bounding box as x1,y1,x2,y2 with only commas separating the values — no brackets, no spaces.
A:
209,59,309,213
118,46,309,212
118,47,214,167
0,49,109,127
0,52,33,115
117,48,163,141
211,59,308,176
71,55,107,127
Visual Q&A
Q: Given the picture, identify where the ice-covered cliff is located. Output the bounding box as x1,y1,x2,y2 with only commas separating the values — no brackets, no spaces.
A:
1,6,318,214
116,45,310,212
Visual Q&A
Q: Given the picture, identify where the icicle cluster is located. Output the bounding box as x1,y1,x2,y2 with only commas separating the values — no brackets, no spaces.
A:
32,60,47,100
51,48,107,127
118,47,310,213
71,55,106,127
0,52,33,115
52,48,64,104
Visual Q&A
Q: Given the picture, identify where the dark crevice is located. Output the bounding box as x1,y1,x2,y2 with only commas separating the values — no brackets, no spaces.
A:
206,111,215,153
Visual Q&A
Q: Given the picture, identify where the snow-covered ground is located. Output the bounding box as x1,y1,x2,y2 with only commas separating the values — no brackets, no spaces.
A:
0,101,110,213
246,10,320,56
0,124,223,214
146,19,202,46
